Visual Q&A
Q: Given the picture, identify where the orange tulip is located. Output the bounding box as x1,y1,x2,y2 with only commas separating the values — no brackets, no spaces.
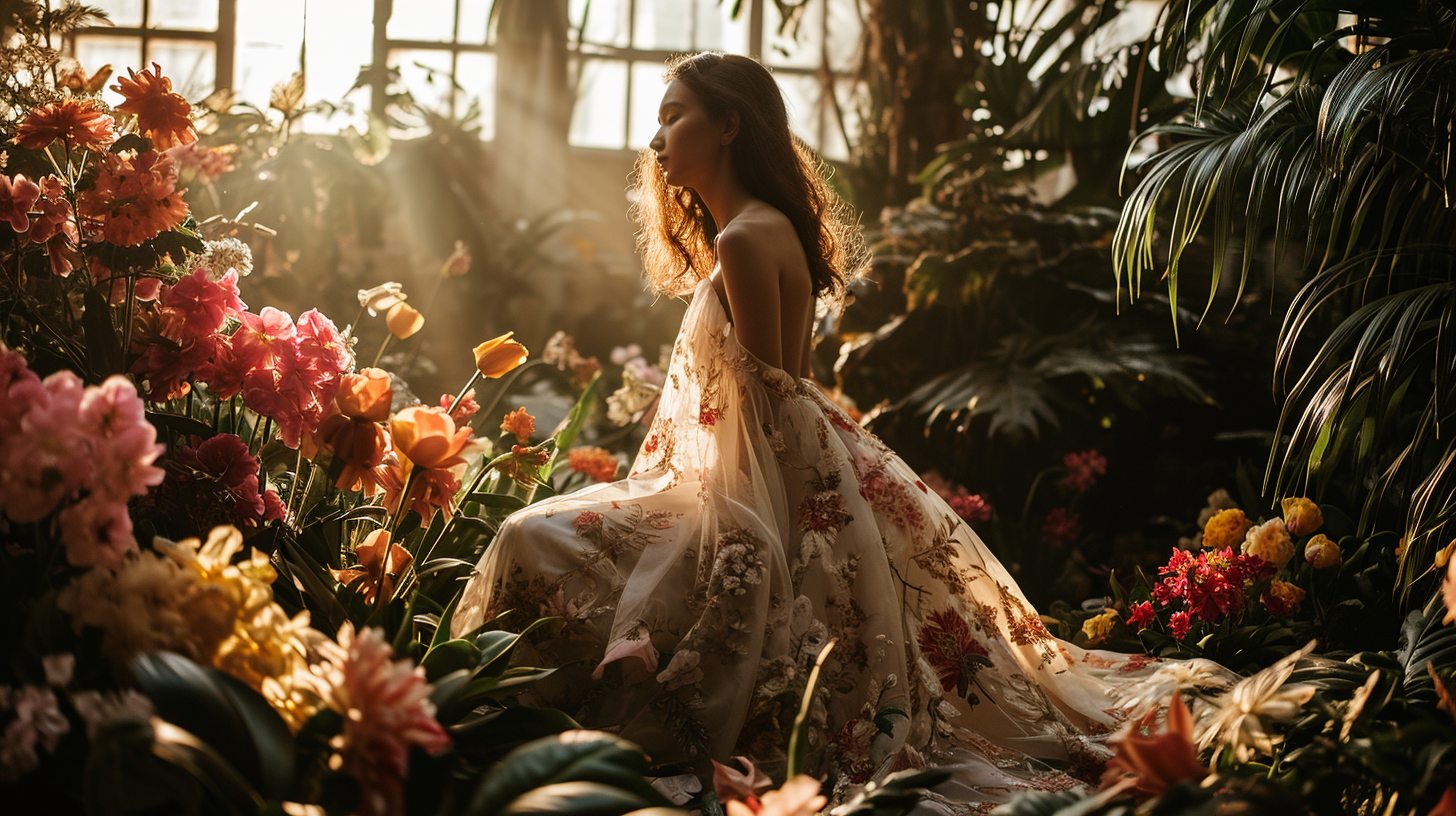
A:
473,332,529,378
1103,691,1209,798
386,301,424,339
315,414,388,492
390,405,474,470
333,528,412,606
337,367,393,422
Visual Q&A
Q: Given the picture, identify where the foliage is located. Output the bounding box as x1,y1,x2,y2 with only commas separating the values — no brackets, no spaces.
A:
1110,0,1456,603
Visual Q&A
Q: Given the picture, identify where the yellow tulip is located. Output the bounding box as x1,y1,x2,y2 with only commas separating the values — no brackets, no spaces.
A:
385,301,424,339
1304,534,1342,569
1281,497,1324,536
473,332,529,378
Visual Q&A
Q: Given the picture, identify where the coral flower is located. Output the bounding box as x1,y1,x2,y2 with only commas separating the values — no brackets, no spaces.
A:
333,529,412,607
390,406,474,470
77,149,189,246
1280,497,1324,536
376,455,460,522
473,331,529,378
500,406,535,444
15,97,115,151
110,62,197,150
1102,691,1208,798
567,446,620,482
439,389,478,424
0,173,42,233
314,415,388,493
385,301,423,340
337,368,393,422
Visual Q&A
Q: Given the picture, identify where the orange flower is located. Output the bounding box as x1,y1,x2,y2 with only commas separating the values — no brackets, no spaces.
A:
110,62,197,150
500,406,535,444
376,454,461,522
333,529,412,606
1102,691,1209,798
15,98,115,151
337,368,393,422
77,149,188,246
567,446,619,482
1202,508,1252,551
390,406,474,470
473,332,529,378
314,415,388,493
386,301,424,339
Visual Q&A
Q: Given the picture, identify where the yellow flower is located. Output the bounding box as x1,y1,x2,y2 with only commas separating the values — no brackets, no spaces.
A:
1304,534,1342,569
1280,497,1324,536
385,301,424,339
1202,508,1253,551
1242,518,1294,569
473,332,529,378
1080,608,1119,646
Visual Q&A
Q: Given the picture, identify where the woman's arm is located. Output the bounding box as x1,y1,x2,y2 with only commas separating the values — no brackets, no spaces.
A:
717,226,784,370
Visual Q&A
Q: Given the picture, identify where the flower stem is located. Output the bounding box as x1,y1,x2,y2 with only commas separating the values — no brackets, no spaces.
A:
372,333,391,368
450,369,482,418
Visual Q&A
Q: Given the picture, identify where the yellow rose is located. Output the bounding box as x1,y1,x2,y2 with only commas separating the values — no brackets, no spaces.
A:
1202,508,1253,551
1281,497,1324,536
1304,534,1342,569
1081,609,1119,645
385,300,424,339
473,331,529,378
1242,517,1294,569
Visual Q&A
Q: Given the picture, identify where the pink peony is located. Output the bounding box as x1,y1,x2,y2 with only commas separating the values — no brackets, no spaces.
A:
322,625,451,816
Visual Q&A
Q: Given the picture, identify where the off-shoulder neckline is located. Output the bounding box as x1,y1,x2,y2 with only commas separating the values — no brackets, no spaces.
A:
695,277,812,385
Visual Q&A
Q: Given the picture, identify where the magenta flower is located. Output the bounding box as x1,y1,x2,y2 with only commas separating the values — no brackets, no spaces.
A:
1060,449,1108,493
1168,611,1192,639
1127,601,1155,629
948,491,992,524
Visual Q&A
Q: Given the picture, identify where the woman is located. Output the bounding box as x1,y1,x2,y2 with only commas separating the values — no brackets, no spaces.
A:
454,52,1233,807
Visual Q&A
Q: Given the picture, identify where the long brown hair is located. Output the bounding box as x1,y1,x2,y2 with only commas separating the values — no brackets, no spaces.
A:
630,52,868,310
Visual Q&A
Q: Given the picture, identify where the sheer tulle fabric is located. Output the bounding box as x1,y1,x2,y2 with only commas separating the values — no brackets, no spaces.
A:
454,276,1232,811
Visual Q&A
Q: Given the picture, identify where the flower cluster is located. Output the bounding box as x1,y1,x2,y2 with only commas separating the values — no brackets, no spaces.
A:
78,148,189,246
1150,546,1277,637
0,342,165,568
163,433,286,530
920,470,995,525
1041,507,1081,548
1061,448,1107,492
567,446,620,482
542,330,602,388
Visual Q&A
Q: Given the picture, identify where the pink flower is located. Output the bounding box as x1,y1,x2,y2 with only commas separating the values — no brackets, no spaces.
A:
322,624,451,816
0,371,92,522
0,686,69,782
1127,601,1155,629
296,308,351,385
129,332,218,400
0,173,41,233
160,268,246,344
81,375,165,502
194,332,247,399
56,495,136,570
1168,611,1192,639
1040,507,1081,548
440,388,479,425
233,306,297,373
948,491,992,524
1061,449,1108,493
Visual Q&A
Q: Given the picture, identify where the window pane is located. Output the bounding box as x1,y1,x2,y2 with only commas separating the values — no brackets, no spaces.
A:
235,0,305,110
775,73,820,149
149,0,219,30
764,0,823,69
628,61,667,149
75,35,142,106
387,0,456,42
569,58,626,149
569,0,628,48
456,52,496,139
148,40,216,100
825,0,863,73
301,0,374,133
633,0,690,51
390,48,455,114
694,0,749,52
90,0,142,28
457,0,495,45
819,78,862,162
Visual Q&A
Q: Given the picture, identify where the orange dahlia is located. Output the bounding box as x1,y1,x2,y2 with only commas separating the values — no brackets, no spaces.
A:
110,62,197,150
16,98,115,152
77,150,189,246
500,406,535,444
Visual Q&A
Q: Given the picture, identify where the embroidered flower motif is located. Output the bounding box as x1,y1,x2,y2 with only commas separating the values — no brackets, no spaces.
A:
711,529,765,597
916,608,991,698
574,510,604,537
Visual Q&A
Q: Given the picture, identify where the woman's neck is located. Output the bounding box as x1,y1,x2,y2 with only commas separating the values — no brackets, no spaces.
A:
694,160,755,236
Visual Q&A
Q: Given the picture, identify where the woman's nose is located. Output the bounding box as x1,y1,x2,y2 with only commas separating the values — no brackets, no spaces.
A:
649,129,665,151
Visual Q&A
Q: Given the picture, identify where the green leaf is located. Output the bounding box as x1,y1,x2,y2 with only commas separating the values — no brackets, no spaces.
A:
146,409,218,442
466,731,667,816
789,637,837,778
421,639,484,681
130,652,294,800
545,374,600,480
466,493,529,511
499,781,652,816
448,706,581,762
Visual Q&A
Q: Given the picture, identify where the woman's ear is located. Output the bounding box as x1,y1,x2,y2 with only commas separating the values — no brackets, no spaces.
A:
720,110,740,146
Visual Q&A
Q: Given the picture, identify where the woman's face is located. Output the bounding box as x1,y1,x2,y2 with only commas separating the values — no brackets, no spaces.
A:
648,79,729,190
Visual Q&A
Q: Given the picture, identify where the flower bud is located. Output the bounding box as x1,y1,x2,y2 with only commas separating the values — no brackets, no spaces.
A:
1304,534,1342,569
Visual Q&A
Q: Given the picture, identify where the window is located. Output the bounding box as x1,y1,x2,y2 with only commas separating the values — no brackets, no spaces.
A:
69,0,863,160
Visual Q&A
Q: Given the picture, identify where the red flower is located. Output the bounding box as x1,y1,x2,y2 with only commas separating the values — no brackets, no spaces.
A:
169,433,274,527
110,62,197,150
916,608,991,697
77,149,189,246
948,492,992,524
1127,601,1155,629
1168,611,1192,639
15,98,115,151
1060,449,1108,493
699,402,723,426
130,333,218,400
1040,507,1081,548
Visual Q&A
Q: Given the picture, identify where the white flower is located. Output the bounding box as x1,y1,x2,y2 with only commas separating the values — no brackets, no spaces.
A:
192,237,254,279
357,282,407,316
1112,659,1239,720
1195,640,1317,761
1242,517,1294,569
609,344,642,365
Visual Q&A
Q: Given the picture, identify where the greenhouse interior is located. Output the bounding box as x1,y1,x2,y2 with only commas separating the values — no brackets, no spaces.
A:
1,1,1454,815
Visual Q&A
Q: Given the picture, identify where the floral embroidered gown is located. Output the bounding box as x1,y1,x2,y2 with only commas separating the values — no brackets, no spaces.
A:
453,274,1229,811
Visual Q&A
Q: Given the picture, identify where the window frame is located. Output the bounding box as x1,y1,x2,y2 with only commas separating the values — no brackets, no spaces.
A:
66,0,237,92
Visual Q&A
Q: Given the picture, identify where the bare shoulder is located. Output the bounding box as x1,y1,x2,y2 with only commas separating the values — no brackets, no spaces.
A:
716,204,803,278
